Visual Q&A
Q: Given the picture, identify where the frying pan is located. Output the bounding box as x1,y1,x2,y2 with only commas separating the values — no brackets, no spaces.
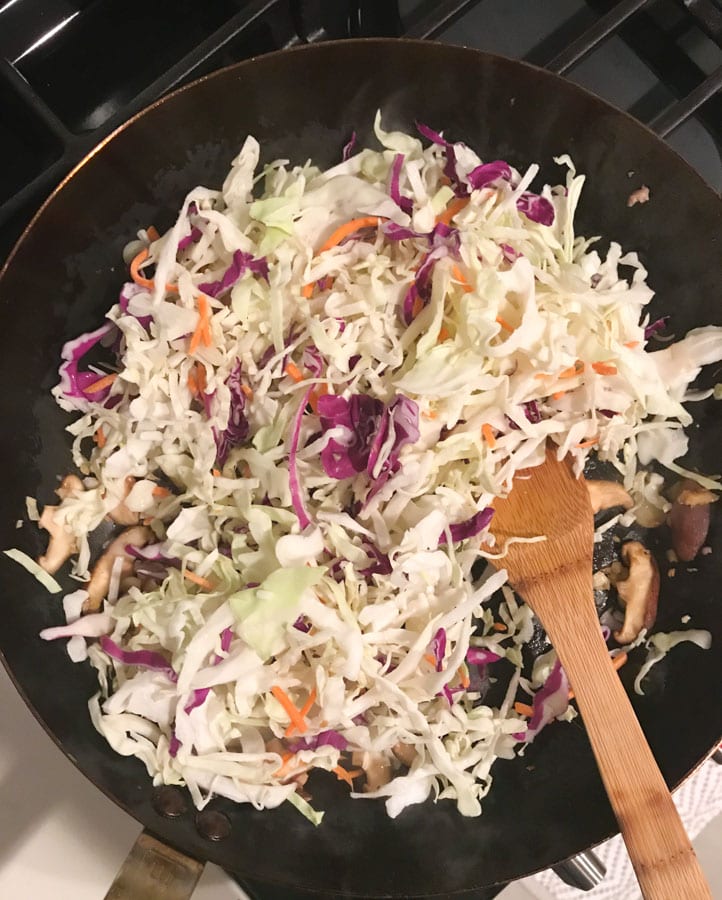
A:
1,38,721,898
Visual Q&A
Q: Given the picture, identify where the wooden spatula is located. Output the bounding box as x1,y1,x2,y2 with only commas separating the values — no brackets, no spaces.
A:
488,446,711,900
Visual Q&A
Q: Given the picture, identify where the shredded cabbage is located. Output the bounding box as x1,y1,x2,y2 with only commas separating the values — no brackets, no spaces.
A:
33,115,722,823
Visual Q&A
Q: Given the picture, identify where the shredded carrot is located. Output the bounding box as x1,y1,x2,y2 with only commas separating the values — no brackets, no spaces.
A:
436,197,469,226
333,766,364,788
495,315,515,332
193,362,207,393
552,390,566,401
559,360,585,379
481,423,497,448
534,372,551,380
85,373,117,394
189,294,212,354
492,622,507,632
183,570,214,591
298,687,317,720
212,468,221,477
624,340,640,349
152,486,171,498
240,384,254,400
146,226,160,242
569,653,627,701
421,410,438,420
308,382,328,414
93,427,106,448
458,666,470,689
319,216,382,253
273,752,295,778
301,282,314,299
437,325,451,343
576,436,599,449
514,701,535,718
271,686,308,736
451,264,472,292
411,293,424,319
592,361,618,376
423,653,436,667
130,248,154,289
285,361,304,383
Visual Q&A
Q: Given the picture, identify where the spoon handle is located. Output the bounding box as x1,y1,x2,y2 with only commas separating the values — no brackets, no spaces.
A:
530,562,711,900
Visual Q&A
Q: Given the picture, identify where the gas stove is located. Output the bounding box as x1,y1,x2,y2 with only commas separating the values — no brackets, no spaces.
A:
1,2,721,898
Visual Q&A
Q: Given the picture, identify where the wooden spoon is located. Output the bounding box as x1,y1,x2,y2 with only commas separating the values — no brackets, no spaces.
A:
488,446,711,900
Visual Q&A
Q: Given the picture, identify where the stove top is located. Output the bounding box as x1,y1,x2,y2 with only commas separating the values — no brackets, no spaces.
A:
1,2,720,898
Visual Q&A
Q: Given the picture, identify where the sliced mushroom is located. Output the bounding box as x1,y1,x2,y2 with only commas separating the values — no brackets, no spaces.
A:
37,506,78,574
108,476,141,525
391,742,417,768
586,480,633,514
56,474,84,501
669,479,718,562
83,525,152,612
352,750,392,792
613,541,659,644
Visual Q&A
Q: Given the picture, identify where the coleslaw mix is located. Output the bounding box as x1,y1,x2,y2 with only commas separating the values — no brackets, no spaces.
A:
14,114,722,822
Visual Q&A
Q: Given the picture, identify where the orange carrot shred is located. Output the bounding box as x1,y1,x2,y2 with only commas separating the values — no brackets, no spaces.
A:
301,282,314,299
189,295,211,354
273,752,295,778
624,341,640,349
411,293,424,319
187,370,198,397
319,216,383,254
271,686,308,736
496,316,515,332
451,264,473,292
183,570,214,591
93,427,106,448
152,486,171,498
481,423,497,448
437,325,451,343
194,362,207,393
458,666,470,689
559,360,585,379
514,701,535,718
85,373,117,394
240,384,254,400
552,390,566,401
130,248,154,289
492,622,507,632
146,226,160,242
421,410,438,420
592,361,617,376
423,653,437,667
436,197,469,226
285,362,304,383
333,766,364,788
298,687,317,720
308,382,328,414
534,373,551,380
212,468,221,477
576,436,599,449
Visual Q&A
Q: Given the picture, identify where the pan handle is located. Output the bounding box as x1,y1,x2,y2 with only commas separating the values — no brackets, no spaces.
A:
104,830,205,900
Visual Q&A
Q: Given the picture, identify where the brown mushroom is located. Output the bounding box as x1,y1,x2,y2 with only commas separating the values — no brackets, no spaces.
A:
56,474,84,501
107,476,141,525
586,480,633,514
391,742,417,768
83,525,152,612
669,479,717,562
352,750,392,792
613,541,659,644
37,506,78,574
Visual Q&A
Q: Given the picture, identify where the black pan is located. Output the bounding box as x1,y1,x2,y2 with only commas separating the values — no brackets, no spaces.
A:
1,39,721,898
